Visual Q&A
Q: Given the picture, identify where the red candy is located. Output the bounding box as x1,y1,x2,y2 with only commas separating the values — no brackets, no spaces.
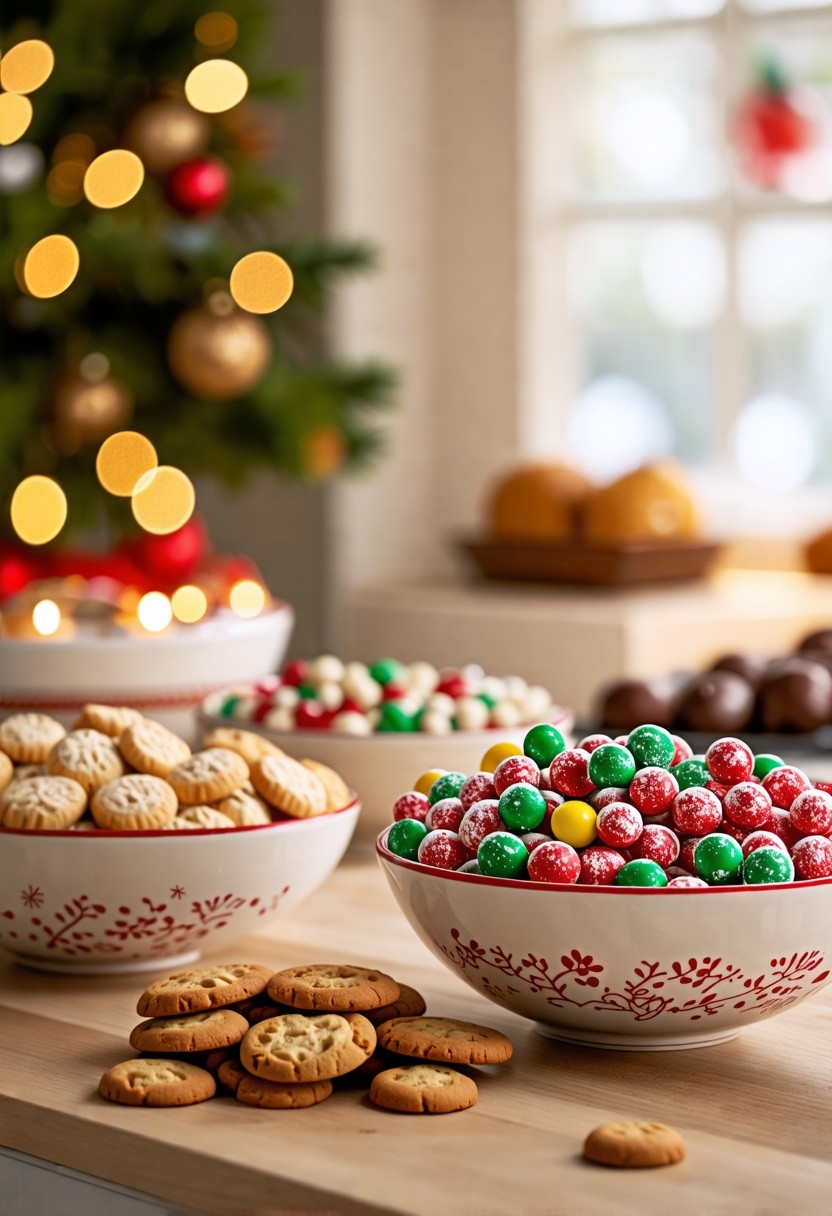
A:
677,835,705,875
493,755,540,796
631,823,680,869
417,829,468,871
527,840,581,884
393,791,430,823
590,786,630,810
672,787,722,836
282,659,308,687
425,797,465,832
458,800,502,851
541,789,564,809
668,875,708,889
722,781,772,830
762,765,811,810
741,830,788,859
721,820,747,845
549,748,595,798
629,766,679,816
578,846,626,886
705,781,731,802
459,772,497,810
294,701,333,730
705,737,753,785
670,735,693,765
764,808,804,851
791,835,832,880
382,682,408,702
789,788,832,836
520,831,551,852
596,802,643,849
436,673,467,699
577,733,613,754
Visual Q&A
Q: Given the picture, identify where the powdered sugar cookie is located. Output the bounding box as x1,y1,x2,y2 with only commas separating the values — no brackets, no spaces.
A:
73,704,144,737
203,727,281,767
250,753,328,819
119,718,191,778
301,759,351,811
175,805,236,829
0,774,87,830
0,713,65,763
91,774,177,831
47,729,125,795
167,748,248,805
216,787,272,826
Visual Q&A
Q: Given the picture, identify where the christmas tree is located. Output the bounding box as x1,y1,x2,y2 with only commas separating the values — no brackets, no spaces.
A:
0,0,394,544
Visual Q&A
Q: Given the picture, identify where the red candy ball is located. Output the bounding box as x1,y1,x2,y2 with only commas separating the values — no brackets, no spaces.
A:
629,766,679,816
671,735,694,765
417,829,468,871
596,802,643,849
791,835,832,880
578,846,626,886
721,820,747,845
425,797,465,832
668,875,708,889
436,673,467,699
549,748,595,798
672,787,722,836
705,781,731,802
528,840,581,884
577,733,613,754
294,701,333,730
493,755,540,796
382,682,408,702
590,786,630,810
789,788,832,836
520,831,552,852
541,789,564,809
282,659,308,687
459,772,497,810
705,737,753,785
764,808,804,851
677,835,705,875
741,830,788,859
722,781,772,830
458,800,502,851
631,823,680,869
762,765,811,810
393,791,430,823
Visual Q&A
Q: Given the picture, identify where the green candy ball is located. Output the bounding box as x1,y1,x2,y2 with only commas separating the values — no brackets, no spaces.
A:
218,694,241,719
478,692,499,710
428,771,466,805
626,723,675,769
671,757,710,790
616,859,668,888
387,818,428,861
370,658,404,686
498,784,547,832
297,683,318,700
459,859,481,875
753,753,784,780
377,703,416,733
694,833,743,886
743,846,795,885
588,743,636,789
523,723,566,768
477,831,529,878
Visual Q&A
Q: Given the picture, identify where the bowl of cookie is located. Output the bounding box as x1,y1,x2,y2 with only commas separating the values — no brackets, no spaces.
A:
0,711,359,975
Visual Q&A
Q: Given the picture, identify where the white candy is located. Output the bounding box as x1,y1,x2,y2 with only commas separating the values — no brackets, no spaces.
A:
264,705,295,731
479,676,507,702
342,665,382,709
427,692,456,717
461,663,485,685
407,661,439,695
274,685,300,709
491,699,522,728
421,710,453,735
332,711,372,736
317,680,344,711
523,684,554,721
307,653,345,684
453,696,490,731
504,676,529,699
231,696,256,720
367,707,382,729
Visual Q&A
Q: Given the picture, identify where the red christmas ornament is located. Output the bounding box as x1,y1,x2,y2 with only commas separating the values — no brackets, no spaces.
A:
129,516,207,583
0,549,35,601
165,158,230,216
735,58,814,190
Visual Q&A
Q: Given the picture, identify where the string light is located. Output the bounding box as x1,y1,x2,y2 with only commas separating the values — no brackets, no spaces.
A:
137,591,172,633
195,12,238,51
10,476,67,545
32,599,61,636
229,579,266,618
23,234,80,298
0,94,33,146
184,59,248,114
131,466,195,535
96,432,158,497
230,251,293,314
171,584,208,624
83,149,144,209
0,40,55,94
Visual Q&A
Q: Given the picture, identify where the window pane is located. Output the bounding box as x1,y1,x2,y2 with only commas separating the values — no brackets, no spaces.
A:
740,1,832,12
572,36,723,199
572,0,724,27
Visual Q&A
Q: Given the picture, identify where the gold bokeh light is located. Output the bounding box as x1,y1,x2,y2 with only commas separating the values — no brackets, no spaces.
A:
171,584,208,624
96,431,158,497
10,476,67,545
83,149,145,209
0,40,55,94
0,93,33,146
229,251,293,314
195,12,238,51
32,599,61,637
184,59,248,114
137,591,172,633
229,579,267,618
23,234,80,298
131,466,196,535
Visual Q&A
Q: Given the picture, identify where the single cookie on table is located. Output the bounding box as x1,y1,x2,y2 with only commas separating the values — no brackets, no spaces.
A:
216,787,272,827
377,1016,513,1065
0,775,87,830
0,713,65,764
99,1058,216,1107
119,718,191,778
91,774,177,831
167,748,248,806
240,1012,376,1083
47,729,125,795
267,963,400,1012
370,1064,478,1114
137,962,273,1017
203,726,282,767
218,1058,248,1093
365,983,427,1027
236,1074,333,1109
173,805,237,829
583,1121,686,1168
0,751,12,794
300,759,351,811
250,753,328,819
72,704,144,738
129,1008,249,1054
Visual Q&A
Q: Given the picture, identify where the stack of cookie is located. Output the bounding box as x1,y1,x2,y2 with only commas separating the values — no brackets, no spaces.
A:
99,960,514,1115
0,710,351,831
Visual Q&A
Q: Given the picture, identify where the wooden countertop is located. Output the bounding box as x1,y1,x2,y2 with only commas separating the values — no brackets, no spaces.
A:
1,848,831,1216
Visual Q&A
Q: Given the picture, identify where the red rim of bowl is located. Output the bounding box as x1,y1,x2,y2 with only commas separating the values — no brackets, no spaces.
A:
376,829,832,894
0,795,360,839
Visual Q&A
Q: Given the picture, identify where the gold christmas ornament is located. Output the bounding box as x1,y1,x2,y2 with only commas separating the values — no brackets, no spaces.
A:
167,297,271,399
303,425,346,480
122,98,209,175
52,362,134,454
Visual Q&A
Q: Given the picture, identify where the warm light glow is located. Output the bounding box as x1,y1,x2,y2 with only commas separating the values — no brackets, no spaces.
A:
0,94,33,146
568,376,672,482
0,40,55,94
171,583,208,624
53,133,96,165
47,158,86,206
83,149,144,209
96,431,158,497
10,476,67,545
195,12,238,50
606,89,689,190
230,251,293,314
32,599,61,636
131,466,196,535
640,222,724,329
229,579,266,618
23,234,80,298
734,394,815,492
184,59,248,114
137,591,173,632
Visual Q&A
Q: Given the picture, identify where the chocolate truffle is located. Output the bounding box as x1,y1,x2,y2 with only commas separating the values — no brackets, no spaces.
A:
796,629,832,656
674,671,755,733
709,653,768,689
756,657,832,733
598,679,675,732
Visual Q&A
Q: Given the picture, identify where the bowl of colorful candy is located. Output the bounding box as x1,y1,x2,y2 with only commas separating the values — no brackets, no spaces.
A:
200,657,573,843
376,724,832,1050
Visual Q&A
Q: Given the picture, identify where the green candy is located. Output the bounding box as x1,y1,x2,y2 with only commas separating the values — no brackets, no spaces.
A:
694,833,743,886
671,757,710,790
753,753,784,780
498,784,546,833
428,771,466,805
588,743,636,789
627,724,675,769
387,818,428,861
370,658,404,686
218,694,241,718
616,859,668,888
459,859,481,875
523,723,566,769
377,703,416,733
478,692,499,710
477,831,529,878
297,683,318,700
743,846,794,885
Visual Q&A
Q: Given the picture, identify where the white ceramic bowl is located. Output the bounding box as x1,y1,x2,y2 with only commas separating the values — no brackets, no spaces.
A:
0,604,294,743
0,800,358,975
197,707,574,845
377,833,832,1051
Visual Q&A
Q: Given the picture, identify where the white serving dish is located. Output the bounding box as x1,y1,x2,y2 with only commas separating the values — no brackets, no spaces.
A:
0,797,358,975
377,832,832,1051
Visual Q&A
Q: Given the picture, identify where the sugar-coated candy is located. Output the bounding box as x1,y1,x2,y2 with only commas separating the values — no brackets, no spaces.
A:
705,737,753,785
274,685,300,708
631,824,680,869
742,846,795,885
579,846,626,886
667,875,708,889
590,786,630,810
693,833,743,885
331,710,372,736
670,735,693,765
577,733,613,754
264,705,294,732
454,696,491,731
627,723,675,769
761,765,811,810
677,836,704,874
295,700,332,730
789,788,832,836
459,800,502,850
616,859,668,888
523,723,566,768
408,661,439,695
550,800,597,848
671,787,722,836
387,818,428,861
437,670,468,699
520,831,551,852
480,740,523,773
527,840,581,884
588,743,636,790
425,797,466,832
741,830,787,858
541,789,564,810
497,783,546,833
417,829,468,871
428,772,466,805
523,684,555,719
458,859,481,875
393,791,430,823
477,831,529,878
414,768,447,796
763,808,803,851
420,710,453,735
753,753,783,780
791,835,832,880
722,782,772,830
705,780,731,802
491,700,522,729
550,749,595,798
629,766,678,816
671,757,710,790
370,657,405,686
721,820,747,845
596,802,643,849
459,772,497,810
427,692,456,717
306,654,345,685
494,755,540,796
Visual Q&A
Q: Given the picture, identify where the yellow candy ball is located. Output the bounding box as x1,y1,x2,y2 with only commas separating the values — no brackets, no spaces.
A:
480,741,523,773
550,800,597,849
414,768,446,797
